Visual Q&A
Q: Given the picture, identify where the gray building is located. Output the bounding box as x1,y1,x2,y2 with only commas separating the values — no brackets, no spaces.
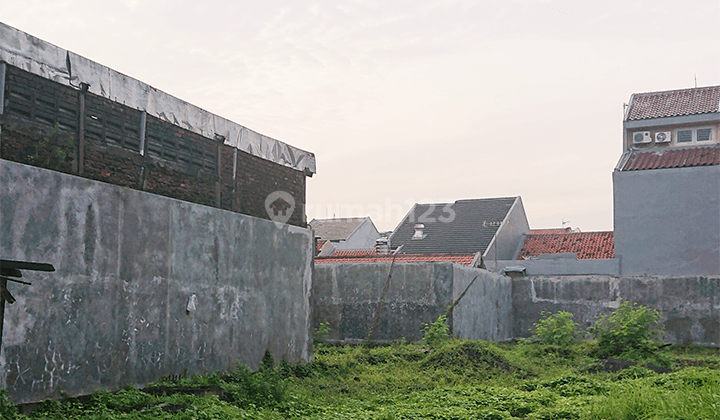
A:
613,85,720,276
310,217,381,256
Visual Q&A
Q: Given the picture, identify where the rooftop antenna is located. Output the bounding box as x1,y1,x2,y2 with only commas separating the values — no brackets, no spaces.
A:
562,218,571,228
694,74,697,88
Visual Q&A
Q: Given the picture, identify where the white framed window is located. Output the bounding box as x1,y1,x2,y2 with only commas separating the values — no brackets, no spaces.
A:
675,127,714,145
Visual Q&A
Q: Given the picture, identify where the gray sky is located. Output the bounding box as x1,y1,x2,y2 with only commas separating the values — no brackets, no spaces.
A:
2,0,719,232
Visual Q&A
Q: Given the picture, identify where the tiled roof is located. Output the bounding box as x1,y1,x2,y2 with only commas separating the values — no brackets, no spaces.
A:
620,145,720,171
316,239,328,251
330,250,376,257
315,253,477,265
309,217,368,241
517,231,614,260
530,228,572,234
389,197,518,254
626,85,720,121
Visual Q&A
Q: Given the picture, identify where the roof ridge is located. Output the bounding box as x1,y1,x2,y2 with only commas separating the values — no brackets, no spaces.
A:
632,85,720,96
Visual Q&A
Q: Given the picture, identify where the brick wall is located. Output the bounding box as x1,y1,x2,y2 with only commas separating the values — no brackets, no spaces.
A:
0,64,307,226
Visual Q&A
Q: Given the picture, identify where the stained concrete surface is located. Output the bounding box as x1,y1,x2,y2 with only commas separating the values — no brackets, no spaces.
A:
313,262,511,343
0,159,313,403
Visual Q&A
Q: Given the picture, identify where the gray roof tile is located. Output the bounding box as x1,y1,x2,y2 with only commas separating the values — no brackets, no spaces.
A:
389,197,517,254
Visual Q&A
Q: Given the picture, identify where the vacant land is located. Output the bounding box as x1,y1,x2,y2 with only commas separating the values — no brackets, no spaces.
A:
3,338,719,419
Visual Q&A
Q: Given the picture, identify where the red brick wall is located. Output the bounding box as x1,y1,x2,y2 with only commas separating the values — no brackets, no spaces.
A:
0,65,307,226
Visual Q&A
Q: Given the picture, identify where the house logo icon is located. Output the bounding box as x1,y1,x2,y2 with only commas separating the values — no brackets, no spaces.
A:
265,191,295,228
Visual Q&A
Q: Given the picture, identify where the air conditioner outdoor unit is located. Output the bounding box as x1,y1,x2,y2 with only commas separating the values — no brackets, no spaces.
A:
655,131,671,143
632,131,651,144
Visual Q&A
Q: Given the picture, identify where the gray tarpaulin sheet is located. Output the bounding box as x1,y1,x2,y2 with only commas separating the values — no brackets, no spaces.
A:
0,22,316,174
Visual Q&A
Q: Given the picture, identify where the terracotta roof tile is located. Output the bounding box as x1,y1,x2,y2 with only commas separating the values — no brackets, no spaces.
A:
315,253,476,265
621,145,720,171
627,85,720,121
530,228,572,234
316,239,328,251
330,250,377,257
517,231,614,260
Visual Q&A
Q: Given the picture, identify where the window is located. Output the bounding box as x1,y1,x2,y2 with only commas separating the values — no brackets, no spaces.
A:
675,127,714,145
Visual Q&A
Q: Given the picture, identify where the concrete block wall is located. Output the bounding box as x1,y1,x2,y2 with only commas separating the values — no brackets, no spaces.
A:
0,159,313,404
0,64,307,227
313,262,512,343
512,275,720,346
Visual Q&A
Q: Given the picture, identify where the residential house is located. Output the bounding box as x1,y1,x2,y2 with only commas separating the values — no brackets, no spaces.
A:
614,85,720,276
310,217,380,256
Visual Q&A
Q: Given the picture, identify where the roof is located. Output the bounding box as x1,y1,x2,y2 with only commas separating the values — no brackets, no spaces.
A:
389,197,518,254
517,231,615,260
315,253,477,265
316,239,328,252
309,217,369,241
530,228,572,234
626,85,720,121
620,145,720,171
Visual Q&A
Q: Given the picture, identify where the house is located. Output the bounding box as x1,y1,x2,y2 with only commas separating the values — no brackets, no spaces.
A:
309,217,380,256
388,196,530,267
613,85,720,276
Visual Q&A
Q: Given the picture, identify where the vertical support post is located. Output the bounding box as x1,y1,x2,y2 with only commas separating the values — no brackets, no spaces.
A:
0,277,6,356
0,62,7,158
138,111,147,156
215,143,222,207
0,62,6,115
76,82,89,176
137,111,148,190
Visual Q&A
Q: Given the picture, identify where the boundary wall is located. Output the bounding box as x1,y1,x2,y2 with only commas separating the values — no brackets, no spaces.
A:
512,275,720,346
0,159,313,403
313,262,512,343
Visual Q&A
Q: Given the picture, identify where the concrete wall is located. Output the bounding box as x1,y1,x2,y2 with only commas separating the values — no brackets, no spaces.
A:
452,264,512,341
512,275,720,346
614,166,720,276
0,159,313,403
493,258,620,276
484,197,530,266
313,262,511,343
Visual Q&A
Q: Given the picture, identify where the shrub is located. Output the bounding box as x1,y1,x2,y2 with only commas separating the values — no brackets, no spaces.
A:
0,390,17,419
590,301,662,359
532,311,579,347
422,314,451,346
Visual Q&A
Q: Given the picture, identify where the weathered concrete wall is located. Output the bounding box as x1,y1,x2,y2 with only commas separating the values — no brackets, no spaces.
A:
313,262,511,343
484,197,530,264
493,258,620,276
452,265,512,341
513,275,720,346
614,166,720,276
0,159,313,403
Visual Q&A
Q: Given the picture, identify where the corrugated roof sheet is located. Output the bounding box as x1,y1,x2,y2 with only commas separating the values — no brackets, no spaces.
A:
315,253,476,265
627,85,720,121
621,145,720,171
389,197,518,254
517,231,614,260
309,217,368,241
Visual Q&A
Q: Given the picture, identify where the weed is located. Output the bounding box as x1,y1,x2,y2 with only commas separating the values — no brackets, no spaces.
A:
590,301,663,359
532,311,579,347
421,314,451,346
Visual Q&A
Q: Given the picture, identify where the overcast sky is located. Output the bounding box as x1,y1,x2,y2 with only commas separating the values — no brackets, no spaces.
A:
2,0,719,232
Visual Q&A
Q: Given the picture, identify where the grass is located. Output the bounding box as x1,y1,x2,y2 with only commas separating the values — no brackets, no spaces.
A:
3,341,719,419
